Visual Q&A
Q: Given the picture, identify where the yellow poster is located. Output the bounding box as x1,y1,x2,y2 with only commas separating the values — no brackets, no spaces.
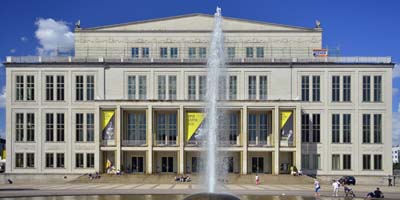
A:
280,111,292,128
186,112,205,142
102,111,115,130
102,110,115,140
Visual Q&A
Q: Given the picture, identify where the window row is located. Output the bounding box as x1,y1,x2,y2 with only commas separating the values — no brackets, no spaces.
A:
333,154,382,171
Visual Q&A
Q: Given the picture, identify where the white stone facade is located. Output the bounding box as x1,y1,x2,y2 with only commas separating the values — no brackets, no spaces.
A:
4,14,393,176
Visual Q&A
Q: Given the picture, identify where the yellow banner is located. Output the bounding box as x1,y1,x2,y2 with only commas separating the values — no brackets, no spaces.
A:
186,112,205,142
280,111,292,128
102,111,115,130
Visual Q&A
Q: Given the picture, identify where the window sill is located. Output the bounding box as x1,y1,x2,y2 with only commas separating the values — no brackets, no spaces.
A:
15,141,35,143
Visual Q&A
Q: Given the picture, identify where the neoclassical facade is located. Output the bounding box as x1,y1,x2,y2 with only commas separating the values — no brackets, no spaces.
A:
5,14,393,176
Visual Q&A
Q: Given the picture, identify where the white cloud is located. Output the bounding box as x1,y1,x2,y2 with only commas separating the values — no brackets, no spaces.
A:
10,49,16,53
0,86,5,108
20,36,28,42
35,18,74,56
393,112,400,146
393,88,400,97
394,64,400,79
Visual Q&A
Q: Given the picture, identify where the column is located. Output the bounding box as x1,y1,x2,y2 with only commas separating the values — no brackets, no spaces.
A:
273,106,280,175
242,106,248,174
179,105,184,174
147,105,153,174
295,105,301,169
115,105,121,170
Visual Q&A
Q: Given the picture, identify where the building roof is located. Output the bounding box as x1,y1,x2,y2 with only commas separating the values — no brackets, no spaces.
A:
77,13,320,32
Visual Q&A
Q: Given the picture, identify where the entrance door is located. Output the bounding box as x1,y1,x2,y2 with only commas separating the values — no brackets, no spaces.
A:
252,157,264,173
161,157,174,173
131,157,144,173
192,157,198,173
223,157,234,173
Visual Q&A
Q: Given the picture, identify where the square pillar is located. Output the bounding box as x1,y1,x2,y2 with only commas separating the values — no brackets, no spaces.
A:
273,106,280,175
295,105,302,169
242,106,248,174
179,105,185,174
115,105,122,170
147,105,153,174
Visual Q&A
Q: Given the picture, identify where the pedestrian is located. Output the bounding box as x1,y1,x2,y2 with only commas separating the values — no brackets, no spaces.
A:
314,179,321,197
255,174,260,185
388,175,393,187
332,179,339,197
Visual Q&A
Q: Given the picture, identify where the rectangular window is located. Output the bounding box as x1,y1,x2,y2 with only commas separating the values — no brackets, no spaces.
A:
16,113,24,142
312,76,320,101
75,153,84,168
343,154,351,170
138,76,147,100
301,76,309,101
374,154,382,170
56,153,65,168
343,114,351,143
229,112,239,144
16,75,24,101
169,76,177,100
170,47,178,58
332,114,340,143
259,76,268,100
312,114,320,143
86,153,95,168
248,76,256,100
363,114,371,143
26,75,35,101
26,113,35,142
301,154,309,169
142,47,149,58
188,76,196,100
189,47,196,58
15,153,24,168
227,47,235,58
229,76,237,100
374,114,382,143
26,153,35,168
127,76,136,99
246,47,254,58
218,76,226,100
256,47,264,58
199,47,206,58
363,154,371,170
374,76,382,102
46,75,54,101
156,112,177,145
363,76,371,102
312,154,321,170
75,76,84,101
158,75,166,100
160,47,168,58
199,76,206,100
76,113,84,142
301,113,310,143
87,113,94,142
332,154,340,170
248,112,270,145
332,76,340,102
46,113,54,142
343,76,351,102
131,47,139,58
56,75,65,101
127,112,147,142
56,113,65,142
46,153,54,168
86,75,94,101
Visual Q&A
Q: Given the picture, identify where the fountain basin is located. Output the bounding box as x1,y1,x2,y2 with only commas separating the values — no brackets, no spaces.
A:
184,192,241,200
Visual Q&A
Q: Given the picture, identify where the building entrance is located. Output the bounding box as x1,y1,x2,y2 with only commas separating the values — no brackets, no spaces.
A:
161,157,174,173
131,156,144,173
252,157,264,173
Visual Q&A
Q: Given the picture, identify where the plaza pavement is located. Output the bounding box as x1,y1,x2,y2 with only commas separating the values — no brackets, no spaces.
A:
0,183,399,198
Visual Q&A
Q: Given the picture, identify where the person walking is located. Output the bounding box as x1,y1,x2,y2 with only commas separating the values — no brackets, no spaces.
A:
388,175,393,187
255,174,260,185
332,179,340,197
314,179,321,197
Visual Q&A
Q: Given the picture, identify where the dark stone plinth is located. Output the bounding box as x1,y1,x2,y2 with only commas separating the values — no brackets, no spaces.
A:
184,192,240,200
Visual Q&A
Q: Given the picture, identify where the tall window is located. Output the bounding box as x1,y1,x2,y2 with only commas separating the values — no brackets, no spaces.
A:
46,76,54,101
169,76,177,100
363,154,371,170
87,153,95,168
218,76,227,100
56,153,65,168
362,76,371,102
127,112,146,143
138,76,147,100
57,113,65,142
229,112,239,144
15,153,24,168
188,76,196,100
248,112,270,145
259,76,268,100
76,76,84,101
26,75,35,101
332,154,340,170
301,113,310,143
75,153,84,168
16,75,24,101
312,76,320,101
76,113,84,142
332,114,340,143
46,153,54,168
301,76,309,101
246,47,254,58
158,75,166,100
362,114,371,143
373,114,382,143
142,47,149,58
87,113,95,142
199,76,207,100
301,154,310,169
312,114,321,143
46,75,65,101
56,75,65,101
199,47,206,58
343,76,351,102
170,47,178,58
160,47,167,58
189,47,196,58
127,76,136,99
16,113,24,142
127,75,147,100
256,47,264,58
131,47,139,58
26,153,35,168
312,154,321,170
86,75,94,101
156,112,177,145
229,76,237,100
343,154,352,170
248,76,256,100
374,154,382,170
46,113,54,142
26,113,35,142
227,47,235,58
374,76,382,102
343,114,351,143
332,76,340,102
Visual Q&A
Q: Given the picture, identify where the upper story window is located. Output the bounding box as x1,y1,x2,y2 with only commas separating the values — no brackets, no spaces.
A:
227,47,235,58
142,47,149,58
301,113,320,143
132,48,139,58
189,47,196,58
332,76,340,102
170,47,178,58
256,47,264,58
199,76,207,100
363,75,382,103
188,76,196,100
46,75,65,101
373,76,382,102
331,75,351,102
301,75,320,102
15,113,35,142
343,76,351,102
362,76,371,102
15,75,35,101
246,47,254,58
46,113,65,142
301,76,309,101
160,47,168,58
155,111,177,145
127,75,147,100
199,47,207,58
132,47,149,58
157,75,177,100
248,75,268,100
229,76,237,100
75,75,95,101
75,113,95,142
248,76,257,100
362,113,382,144
259,76,268,100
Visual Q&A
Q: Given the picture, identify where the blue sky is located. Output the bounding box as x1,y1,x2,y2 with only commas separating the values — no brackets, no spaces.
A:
0,0,399,143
